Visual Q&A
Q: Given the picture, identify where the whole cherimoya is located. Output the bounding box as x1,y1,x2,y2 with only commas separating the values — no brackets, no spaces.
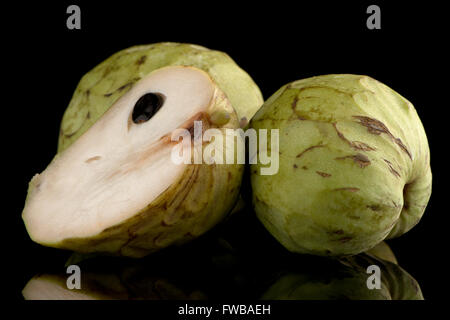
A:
22,43,263,257
250,74,431,256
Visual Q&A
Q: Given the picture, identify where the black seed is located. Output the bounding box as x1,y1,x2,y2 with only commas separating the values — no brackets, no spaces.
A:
132,93,165,124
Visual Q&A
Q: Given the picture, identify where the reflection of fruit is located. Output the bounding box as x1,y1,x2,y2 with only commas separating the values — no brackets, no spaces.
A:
22,238,237,300
262,252,423,300
22,66,246,257
262,272,391,300
22,274,128,300
342,254,424,300
58,42,263,152
22,270,206,300
251,75,431,256
22,218,423,300
366,241,398,264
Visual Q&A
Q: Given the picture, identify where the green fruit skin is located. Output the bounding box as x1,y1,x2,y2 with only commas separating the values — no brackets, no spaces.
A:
250,74,431,256
58,42,263,152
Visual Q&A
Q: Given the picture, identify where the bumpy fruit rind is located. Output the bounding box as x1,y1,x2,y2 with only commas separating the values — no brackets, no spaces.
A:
251,74,431,256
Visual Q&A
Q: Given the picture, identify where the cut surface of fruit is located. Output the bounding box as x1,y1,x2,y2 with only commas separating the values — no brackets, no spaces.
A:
23,66,240,252
58,42,264,152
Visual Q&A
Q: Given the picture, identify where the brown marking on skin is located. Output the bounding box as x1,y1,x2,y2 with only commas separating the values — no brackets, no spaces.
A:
117,82,133,92
63,131,78,138
296,144,324,158
85,156,101,163
335,153,371,168
339,237,353,243
239,117,248,128
392,201,401,209
302,166,308,170
136,55,147,65
293,164,298,169
86,111,90,119
104,77,141,97
291,96,299,110
293,85,353,97
353,116,412,159
367,204,381,211
333,187,360,192
188,124,195,138
316,171,331,177
393,137,412,159
333,123,349,142
331,230,344,235
352,116,389,135
351,141,376,151
332,123,375,151
383,159,401,178
288,87,344,120
181,112,211,140
353,153,371,165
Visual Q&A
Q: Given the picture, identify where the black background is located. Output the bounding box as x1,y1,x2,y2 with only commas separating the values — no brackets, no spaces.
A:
5,0,447,310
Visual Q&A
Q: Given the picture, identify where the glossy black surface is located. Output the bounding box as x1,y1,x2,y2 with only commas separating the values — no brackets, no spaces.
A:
21,207,423,300
6,1,446,302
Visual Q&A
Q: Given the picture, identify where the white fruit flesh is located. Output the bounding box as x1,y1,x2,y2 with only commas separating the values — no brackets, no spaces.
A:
23,66,216,244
